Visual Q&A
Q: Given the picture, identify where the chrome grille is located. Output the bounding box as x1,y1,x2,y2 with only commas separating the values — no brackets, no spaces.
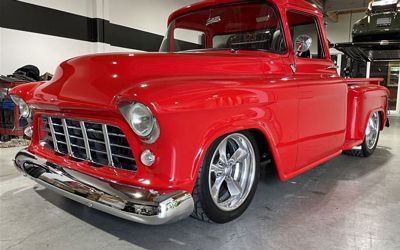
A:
41,116,136,171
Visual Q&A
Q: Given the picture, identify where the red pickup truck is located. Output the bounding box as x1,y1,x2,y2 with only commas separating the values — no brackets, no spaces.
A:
11,0,389,225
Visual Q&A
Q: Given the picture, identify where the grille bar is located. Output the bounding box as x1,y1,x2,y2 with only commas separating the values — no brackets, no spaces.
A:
102,124,114,167
47,118,59,152
61,119,73,156
80,121,92,162
41,116,136,171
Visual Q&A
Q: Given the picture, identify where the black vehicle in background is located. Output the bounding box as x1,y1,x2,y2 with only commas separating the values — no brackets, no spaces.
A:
353,0,400,42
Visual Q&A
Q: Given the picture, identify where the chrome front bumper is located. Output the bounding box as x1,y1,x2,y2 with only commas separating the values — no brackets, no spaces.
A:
14,149,194,225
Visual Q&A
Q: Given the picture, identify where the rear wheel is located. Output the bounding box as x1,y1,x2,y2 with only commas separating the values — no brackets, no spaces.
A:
345,112,380,157
191,132,260,223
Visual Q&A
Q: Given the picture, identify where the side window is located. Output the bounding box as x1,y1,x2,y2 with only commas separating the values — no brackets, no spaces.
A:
286,11,325,59
173,28,205,52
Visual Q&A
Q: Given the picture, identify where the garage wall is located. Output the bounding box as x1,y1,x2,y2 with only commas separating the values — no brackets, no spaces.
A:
0,28,102,76
325,12,366,43
18,0,97,17
0,0,370,75
0,0,195,75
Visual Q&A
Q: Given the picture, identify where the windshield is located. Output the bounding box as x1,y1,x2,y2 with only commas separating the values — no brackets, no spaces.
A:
160,2,286,53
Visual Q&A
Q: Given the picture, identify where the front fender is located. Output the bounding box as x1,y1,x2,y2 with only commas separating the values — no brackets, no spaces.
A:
9,81,45,102
190,117,280,182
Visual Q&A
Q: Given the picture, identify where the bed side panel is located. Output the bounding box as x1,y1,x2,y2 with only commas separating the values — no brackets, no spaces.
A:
345,84,389,149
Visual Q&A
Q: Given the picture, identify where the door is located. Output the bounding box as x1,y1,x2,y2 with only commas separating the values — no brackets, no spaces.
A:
286,11,347,169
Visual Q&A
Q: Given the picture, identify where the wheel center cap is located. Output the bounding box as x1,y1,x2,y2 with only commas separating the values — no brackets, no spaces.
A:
224,165,232,176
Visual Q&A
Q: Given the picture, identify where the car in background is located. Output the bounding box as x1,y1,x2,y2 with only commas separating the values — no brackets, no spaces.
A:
353,0,400,42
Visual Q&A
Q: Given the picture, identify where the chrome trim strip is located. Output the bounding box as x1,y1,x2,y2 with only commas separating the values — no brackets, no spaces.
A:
108,132,125,137
70,143,86,149
88,138,105,144
61,119,73,156
86,128,124,137
90,148,108,154
47,117,59,152
82,139,130,150
68,126,83,131
112,154,135,161
110,144,131,150
86,129,103,134
67,125,81,128
102,124,114,167
80,121,92,162
69,134,84,140
14,149,194,225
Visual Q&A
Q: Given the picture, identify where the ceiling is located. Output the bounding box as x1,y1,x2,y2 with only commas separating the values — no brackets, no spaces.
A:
306,0,370,12
324,0,370,12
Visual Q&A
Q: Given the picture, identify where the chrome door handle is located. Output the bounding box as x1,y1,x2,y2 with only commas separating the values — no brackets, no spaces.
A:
326,65,339,70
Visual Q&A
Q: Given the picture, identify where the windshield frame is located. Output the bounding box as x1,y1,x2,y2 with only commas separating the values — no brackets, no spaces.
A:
160,0,288,55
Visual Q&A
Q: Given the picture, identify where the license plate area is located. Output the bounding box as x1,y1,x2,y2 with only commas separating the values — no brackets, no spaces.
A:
376,17,392,27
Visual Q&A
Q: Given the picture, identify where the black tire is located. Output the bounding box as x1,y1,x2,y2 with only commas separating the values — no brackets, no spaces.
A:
344,112,381,157
191,131,260,223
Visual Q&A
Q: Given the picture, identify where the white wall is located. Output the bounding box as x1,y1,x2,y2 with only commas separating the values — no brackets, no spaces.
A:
109,0,194,37
0,0,195,75
19,0,97,17
0,28,101,75
325,12,366,43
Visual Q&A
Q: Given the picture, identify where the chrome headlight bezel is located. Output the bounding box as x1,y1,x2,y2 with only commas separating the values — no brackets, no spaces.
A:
119,102,160,144
10,95,31,118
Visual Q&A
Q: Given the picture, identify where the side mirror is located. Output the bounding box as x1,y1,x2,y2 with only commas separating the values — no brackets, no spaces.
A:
295,35,312,55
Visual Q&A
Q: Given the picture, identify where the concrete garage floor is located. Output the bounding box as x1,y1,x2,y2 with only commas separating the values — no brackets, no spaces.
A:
1,118,399,250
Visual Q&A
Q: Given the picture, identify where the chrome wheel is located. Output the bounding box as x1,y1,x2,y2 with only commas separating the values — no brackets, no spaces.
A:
208,133,256,211
365,112,380,150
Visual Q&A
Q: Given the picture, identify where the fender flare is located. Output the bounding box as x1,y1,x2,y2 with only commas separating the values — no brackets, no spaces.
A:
361,108,386,139
189,119,284,185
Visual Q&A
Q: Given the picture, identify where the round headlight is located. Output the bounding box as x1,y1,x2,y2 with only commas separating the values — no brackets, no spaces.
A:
10,95,31,118
120,102,160,143
130,103,155,137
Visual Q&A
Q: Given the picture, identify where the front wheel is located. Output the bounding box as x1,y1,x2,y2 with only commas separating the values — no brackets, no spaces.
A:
345,111,381,157
191,132,260,223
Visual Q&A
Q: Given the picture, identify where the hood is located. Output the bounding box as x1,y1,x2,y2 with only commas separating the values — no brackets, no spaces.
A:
30,51,283,111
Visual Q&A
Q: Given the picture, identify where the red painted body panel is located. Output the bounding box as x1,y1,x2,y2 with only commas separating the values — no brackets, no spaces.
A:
343,80,389,150
10,0,389,193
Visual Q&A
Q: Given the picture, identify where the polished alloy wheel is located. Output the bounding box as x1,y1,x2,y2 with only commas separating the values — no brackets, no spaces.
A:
365,112,380,150
208,133,256,211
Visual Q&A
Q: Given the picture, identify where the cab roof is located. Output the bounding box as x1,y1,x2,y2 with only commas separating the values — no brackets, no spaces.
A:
168,0,322,24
